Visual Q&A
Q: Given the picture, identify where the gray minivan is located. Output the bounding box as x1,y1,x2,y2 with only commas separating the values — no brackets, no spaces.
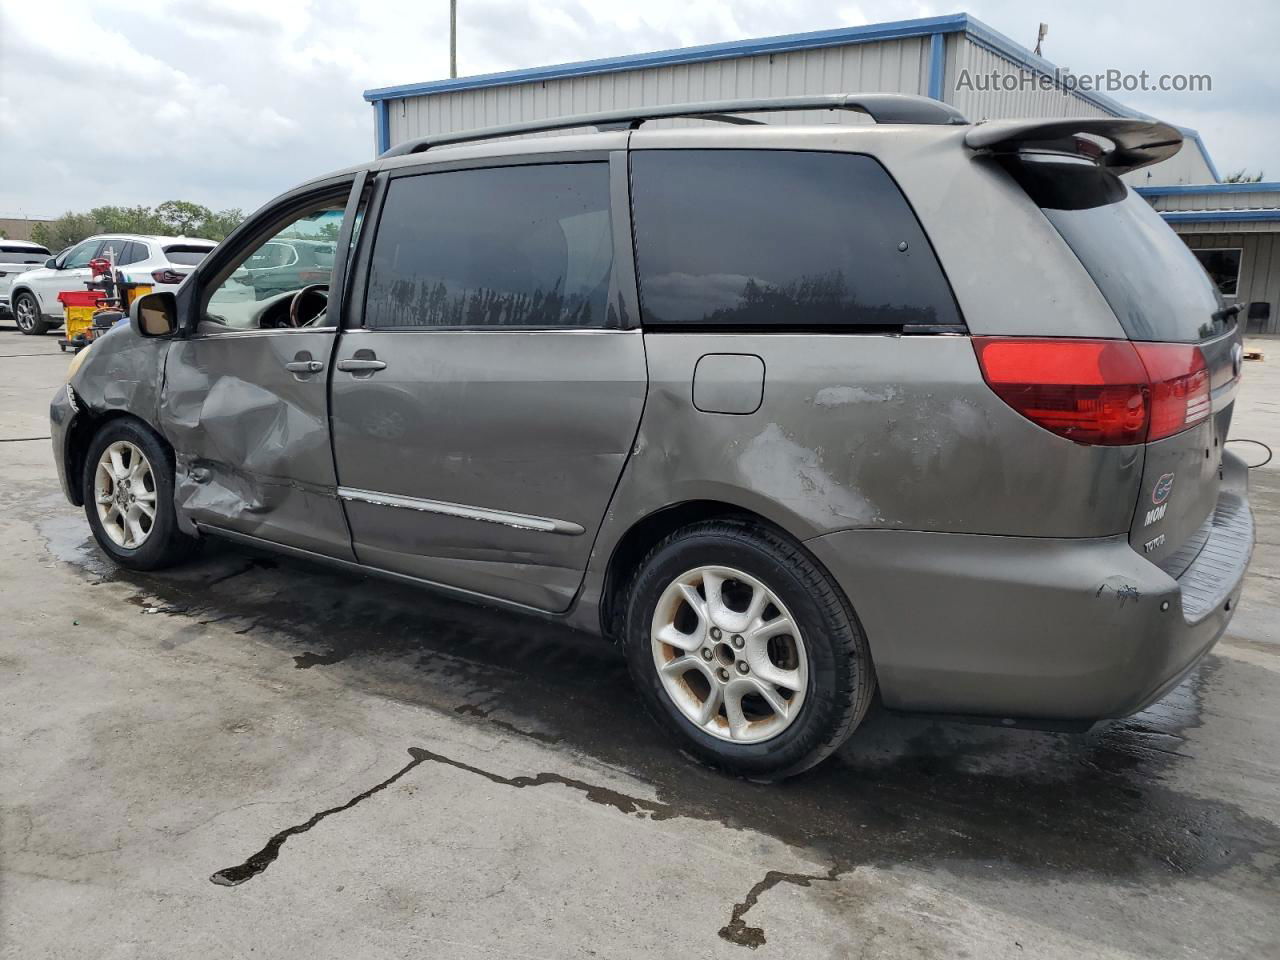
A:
51,95,1253,778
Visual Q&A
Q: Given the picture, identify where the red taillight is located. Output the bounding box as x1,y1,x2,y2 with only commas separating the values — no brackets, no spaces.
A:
152,269,185,285
1133,342,1210,442
973,337,1210,446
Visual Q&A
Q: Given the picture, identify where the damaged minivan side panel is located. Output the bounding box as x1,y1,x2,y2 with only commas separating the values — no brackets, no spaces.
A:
161,329,352,559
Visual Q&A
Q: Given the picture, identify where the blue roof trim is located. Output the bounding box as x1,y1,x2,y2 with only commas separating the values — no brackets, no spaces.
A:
375,100,390,155
1138,181,1280,197
364,13,969,101
927,33,945,101
1159,210,1280,223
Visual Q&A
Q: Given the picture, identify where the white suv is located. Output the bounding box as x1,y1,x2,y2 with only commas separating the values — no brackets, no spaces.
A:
8,234,216,335
0,240,52,319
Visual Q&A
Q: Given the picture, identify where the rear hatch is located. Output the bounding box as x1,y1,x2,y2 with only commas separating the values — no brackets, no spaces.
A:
1010,154,1242,572
0,245,51,298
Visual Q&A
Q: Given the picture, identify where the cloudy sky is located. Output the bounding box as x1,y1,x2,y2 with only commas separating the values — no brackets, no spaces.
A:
1,0,1275,220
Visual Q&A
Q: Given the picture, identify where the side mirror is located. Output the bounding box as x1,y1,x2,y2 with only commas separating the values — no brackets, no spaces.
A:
45,257,57,269
131,291,178,338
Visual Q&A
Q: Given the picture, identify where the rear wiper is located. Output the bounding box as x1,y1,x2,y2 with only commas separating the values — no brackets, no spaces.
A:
1213,303,1242,323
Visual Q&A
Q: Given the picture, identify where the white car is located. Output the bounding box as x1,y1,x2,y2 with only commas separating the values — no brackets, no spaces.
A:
0,240,53,319
9,233,217,335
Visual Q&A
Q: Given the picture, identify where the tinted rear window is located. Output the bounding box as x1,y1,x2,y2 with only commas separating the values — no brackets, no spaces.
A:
164,245,212,265
1013,159,1226,342
630,150,960,329
0,250,48,264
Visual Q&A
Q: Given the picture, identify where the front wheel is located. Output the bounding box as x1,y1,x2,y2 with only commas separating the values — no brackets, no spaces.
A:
83,419,198,570
622,519,876,780
13,291,51,335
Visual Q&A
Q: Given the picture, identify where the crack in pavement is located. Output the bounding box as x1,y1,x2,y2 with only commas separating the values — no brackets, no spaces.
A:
210,749,433,886
210,744,830,948
211,746,677,888
717,865,844,949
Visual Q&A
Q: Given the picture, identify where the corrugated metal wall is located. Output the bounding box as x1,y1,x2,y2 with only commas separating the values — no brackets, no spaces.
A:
380,31,1214,186
1154,191,1280,212
944,35,1112,121
1180,231,1280,333
386,37,931,144
1125,147,1217,187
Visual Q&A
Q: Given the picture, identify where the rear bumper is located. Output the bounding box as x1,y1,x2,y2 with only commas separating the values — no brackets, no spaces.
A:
806,453,1253,721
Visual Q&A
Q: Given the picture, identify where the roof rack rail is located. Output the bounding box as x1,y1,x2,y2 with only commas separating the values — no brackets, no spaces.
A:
378,93,969,158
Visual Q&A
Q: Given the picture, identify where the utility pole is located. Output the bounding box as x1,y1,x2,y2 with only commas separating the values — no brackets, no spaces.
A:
450,0,458,78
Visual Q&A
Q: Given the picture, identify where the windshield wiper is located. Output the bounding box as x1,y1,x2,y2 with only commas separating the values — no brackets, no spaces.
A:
1212,303,1242,323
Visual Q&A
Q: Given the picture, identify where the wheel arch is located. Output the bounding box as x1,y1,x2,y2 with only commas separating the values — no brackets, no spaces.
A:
598,499,832,643
10,285,46,313
65,409,174,507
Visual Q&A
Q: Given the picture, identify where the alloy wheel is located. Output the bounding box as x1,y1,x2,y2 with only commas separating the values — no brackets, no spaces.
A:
650,565,808,743
14,295,36,332
93,440,158,549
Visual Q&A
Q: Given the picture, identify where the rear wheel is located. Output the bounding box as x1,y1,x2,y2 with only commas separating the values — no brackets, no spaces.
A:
622,519,875,780
13,291,51,335
82,419,197,570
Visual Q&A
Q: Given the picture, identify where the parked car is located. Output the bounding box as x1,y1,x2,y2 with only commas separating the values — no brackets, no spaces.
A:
51,95,1253,779
0,240,52,318
10,234,216,335
241,236,337,299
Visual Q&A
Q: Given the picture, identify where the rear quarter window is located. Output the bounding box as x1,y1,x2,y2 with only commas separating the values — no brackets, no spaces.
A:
629,149,961,329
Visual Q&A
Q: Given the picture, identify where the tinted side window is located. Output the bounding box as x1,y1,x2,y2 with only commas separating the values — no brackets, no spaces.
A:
118,241,149,265
365,163,614,329
630,150,959,329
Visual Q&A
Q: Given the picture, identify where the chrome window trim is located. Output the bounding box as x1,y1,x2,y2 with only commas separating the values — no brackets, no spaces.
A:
337,486,585,536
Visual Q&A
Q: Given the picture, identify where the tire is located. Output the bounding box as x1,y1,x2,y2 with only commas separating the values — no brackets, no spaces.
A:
82,419,198,571
622,519,876,780
13,291,51,335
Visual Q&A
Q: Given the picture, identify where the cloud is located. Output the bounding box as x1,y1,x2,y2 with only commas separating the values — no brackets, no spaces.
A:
0,0,1275,220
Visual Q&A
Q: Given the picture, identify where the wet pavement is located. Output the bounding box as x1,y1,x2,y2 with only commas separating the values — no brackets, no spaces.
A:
3,328,1279,958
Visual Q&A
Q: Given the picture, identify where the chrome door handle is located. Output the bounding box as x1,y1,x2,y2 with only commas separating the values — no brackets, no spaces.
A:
336,358,387,372
285,360,324,373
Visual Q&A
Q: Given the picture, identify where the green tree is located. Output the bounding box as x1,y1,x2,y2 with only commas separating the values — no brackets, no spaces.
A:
30,212,100,252
194,208,245,242
90,205,164,235
1224,169,1265,183
156,200,213,235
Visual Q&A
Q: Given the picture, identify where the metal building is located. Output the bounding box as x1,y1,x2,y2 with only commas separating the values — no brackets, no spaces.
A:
1139,183,1280,334
363,11,1280,333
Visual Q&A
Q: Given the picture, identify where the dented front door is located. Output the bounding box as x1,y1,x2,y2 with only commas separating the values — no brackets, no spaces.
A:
157,185,360,560
162,329,353,559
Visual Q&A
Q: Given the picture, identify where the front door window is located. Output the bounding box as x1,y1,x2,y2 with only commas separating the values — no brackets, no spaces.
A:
61,239,101,270
203,201,345,332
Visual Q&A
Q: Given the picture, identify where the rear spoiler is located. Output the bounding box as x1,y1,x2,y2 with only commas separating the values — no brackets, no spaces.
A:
964,118,1183,174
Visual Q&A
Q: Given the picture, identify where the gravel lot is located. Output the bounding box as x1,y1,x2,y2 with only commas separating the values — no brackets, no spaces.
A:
2,327,1278,959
